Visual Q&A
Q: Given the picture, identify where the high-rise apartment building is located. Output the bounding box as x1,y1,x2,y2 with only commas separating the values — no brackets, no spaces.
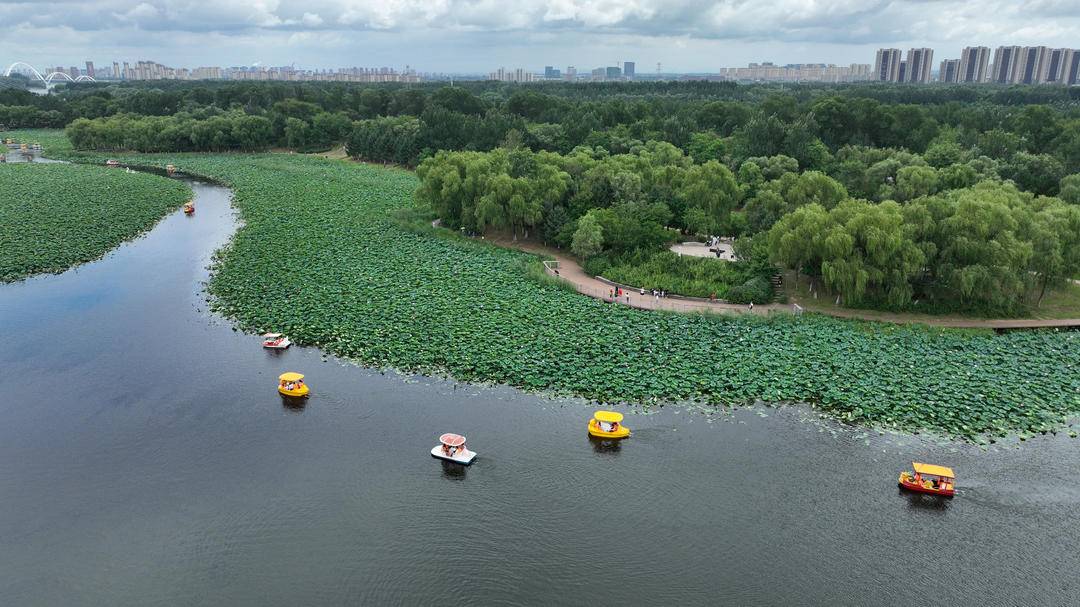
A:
565,66,577,81
1016,46,1049,84
990,45,1022,83
874,48,901,82
904,48,933,82
605,66,622,79
1043,48,1073,83
897,60,908,82
939,59,960,83
623,61,635,79
112,61,120,79
957,46,990,82
1066,50,1080,85
84,61,95,78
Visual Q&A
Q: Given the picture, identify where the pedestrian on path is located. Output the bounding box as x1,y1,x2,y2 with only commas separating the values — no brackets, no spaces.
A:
654,290,659,302
640,287,645,296
749,301,754,312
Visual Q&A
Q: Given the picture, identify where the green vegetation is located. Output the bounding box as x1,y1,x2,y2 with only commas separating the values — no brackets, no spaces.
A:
768,183,1080,315
12,79,1079,313
22,133,1079,441
0,160,191,282
599,251,764,301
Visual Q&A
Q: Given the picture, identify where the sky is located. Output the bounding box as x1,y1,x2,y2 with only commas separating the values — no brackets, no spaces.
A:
1,0,1079,74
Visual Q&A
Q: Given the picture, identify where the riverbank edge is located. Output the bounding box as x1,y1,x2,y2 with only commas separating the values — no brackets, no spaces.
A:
0,159,193,283
17,137,1078,443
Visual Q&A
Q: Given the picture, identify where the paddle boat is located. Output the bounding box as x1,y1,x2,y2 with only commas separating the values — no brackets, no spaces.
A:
183,201,195,215
262,333,291,349
588,410,630,439
430,433,476,465
899,462,955,497
166,163,177,176
277,372,309,397
105,159,120,167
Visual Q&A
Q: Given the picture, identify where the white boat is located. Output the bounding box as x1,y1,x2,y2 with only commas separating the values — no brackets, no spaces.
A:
262,332,292,349
430,433,476,465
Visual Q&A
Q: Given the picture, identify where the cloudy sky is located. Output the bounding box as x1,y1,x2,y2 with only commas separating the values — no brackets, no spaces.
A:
1,1,1078,74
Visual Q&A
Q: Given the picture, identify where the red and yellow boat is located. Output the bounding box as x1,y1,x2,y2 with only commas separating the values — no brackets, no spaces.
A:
899,462,955,497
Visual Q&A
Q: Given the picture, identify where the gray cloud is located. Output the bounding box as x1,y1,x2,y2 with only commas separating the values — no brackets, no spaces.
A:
1,1,1078,72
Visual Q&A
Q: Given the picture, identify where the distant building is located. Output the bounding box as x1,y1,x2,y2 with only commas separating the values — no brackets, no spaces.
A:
958,46,990,82
874,48,901,81
111,61,120,79
1043,48,1073,83
591,67,606,80
488,67,535,83
715,62,871,82
1065,50,1080,85
84,61,95,78
543,65,561,79
897,60,908,82
69,66,80,78
904,48,933,83
623,61,635,79
991,45,1022,83
605,66,622,79
1022,46,1052,83
565,66,577,81
939,59,960,83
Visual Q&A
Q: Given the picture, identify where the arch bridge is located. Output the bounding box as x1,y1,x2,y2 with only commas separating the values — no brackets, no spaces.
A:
4,62,97,84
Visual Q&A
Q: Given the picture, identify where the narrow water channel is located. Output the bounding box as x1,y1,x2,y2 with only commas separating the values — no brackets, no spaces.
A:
1,175,1078,606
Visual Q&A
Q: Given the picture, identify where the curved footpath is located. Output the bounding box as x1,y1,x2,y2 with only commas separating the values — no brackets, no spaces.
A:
504,240,1080,330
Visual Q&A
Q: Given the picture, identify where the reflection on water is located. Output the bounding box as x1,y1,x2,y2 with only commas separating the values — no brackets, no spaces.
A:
440,459,468,480
589,436,623,455
901,489,953,513
280,395,307,413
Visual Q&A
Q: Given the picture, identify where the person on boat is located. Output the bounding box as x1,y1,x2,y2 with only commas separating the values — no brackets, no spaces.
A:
610,421,619,432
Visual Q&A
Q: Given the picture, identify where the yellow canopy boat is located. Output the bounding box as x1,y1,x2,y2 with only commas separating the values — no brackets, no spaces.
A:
278,371,309,397
588,410,630,438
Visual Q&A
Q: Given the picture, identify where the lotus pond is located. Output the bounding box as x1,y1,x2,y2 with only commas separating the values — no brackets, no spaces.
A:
0,160,191,282
21,131,1080,441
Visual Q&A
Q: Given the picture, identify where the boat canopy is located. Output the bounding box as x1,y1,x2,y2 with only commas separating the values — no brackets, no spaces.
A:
439,433,466,447
594,410,623,423
279,372,304,382
263,333,282,338
913,462,954,478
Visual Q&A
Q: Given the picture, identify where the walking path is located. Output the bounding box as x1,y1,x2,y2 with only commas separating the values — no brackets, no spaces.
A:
500,239,1080,330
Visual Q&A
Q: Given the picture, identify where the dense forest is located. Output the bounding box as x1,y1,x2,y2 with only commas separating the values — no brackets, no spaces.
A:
3,78,1078,314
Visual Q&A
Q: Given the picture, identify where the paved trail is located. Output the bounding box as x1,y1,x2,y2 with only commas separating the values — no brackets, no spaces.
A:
504,240,1080,330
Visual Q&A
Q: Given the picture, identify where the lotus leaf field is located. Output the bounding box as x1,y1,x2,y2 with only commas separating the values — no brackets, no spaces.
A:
0,161,191,282
16,131,1080,441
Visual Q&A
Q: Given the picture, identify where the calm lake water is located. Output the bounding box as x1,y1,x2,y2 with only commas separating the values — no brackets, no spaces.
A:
1,176,1079,606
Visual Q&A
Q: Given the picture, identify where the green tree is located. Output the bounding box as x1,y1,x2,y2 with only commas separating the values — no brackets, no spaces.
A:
571,212,604,259
1059,174,1080,205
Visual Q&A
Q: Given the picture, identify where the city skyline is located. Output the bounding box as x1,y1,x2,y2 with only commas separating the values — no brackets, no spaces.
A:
2,1,1080,73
